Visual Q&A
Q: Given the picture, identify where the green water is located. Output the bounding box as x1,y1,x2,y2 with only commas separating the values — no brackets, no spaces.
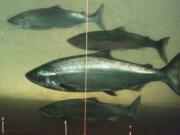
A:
0,0,180,134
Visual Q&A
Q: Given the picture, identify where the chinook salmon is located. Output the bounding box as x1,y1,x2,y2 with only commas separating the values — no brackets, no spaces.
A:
7,4,105,30
39,96,141,121
68,27,169,63
26,51,180,96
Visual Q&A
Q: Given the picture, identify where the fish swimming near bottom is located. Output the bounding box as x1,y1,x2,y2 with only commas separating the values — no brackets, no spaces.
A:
68,27,169,63
39,96,141,121
26,51,180,96
7,4,105,30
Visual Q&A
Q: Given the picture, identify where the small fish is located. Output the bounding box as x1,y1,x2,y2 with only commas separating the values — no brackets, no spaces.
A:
39,96,141,121
25,51,180,96
7,4,105,30
68,27,169,63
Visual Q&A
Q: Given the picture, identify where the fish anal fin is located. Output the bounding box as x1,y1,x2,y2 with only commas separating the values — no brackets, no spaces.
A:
104,91,117,96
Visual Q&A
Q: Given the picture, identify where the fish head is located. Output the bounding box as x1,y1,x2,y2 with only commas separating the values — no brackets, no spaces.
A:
25,65,59,89
7,12,31,28
67,34,86,49
39,103,64,118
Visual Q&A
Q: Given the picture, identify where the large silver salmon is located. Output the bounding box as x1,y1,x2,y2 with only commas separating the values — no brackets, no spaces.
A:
26,52,180,96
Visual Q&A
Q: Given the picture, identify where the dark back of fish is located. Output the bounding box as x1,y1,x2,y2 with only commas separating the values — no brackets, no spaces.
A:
68,27,169,62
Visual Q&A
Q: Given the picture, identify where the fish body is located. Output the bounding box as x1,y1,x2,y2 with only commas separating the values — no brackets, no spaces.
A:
7,5,105,29
68,27,169,62
39,96,141,121
26,52,180,96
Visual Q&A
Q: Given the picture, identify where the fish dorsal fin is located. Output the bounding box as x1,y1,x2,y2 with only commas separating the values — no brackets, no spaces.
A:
49,5,62,9
89,51,115,60
112,26,126,32
87,98,99,102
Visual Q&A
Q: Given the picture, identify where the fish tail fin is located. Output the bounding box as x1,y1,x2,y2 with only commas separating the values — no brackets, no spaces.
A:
92,4,105,30
155,37,170,63
128,96,141,122
162,53,180,95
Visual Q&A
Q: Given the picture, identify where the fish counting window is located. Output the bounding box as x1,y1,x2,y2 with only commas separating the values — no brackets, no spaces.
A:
2,0,180,134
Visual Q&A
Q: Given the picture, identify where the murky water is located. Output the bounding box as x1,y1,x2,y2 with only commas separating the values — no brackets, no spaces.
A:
0,0,180,135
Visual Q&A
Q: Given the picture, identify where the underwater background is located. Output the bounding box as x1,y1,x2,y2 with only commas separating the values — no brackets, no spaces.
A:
0,0,180,134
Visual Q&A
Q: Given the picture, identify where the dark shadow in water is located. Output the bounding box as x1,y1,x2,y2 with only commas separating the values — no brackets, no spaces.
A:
0,97,180,135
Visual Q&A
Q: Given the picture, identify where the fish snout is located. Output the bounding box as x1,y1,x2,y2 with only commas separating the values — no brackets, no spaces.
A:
26,71,37,82
67,37,85,49
7,17,16,24
67,37,76,45
7,14,25,25
25,70,45,85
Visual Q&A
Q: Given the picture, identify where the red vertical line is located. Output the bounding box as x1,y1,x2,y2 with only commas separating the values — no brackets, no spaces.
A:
83,0,89,135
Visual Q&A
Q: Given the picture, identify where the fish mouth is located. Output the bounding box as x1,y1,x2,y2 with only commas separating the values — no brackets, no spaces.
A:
25,71,42,85
25,71,35,82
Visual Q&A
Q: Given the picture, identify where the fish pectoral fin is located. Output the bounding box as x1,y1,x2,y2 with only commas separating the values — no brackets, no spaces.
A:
143,64,153,68
103,91,117,96
59,84,77,91
129,84,145,91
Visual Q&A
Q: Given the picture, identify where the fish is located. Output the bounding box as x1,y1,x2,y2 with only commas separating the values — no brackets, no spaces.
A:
68,27,169,63
7,4,105,30
39,96,141,121
25,51,180,96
